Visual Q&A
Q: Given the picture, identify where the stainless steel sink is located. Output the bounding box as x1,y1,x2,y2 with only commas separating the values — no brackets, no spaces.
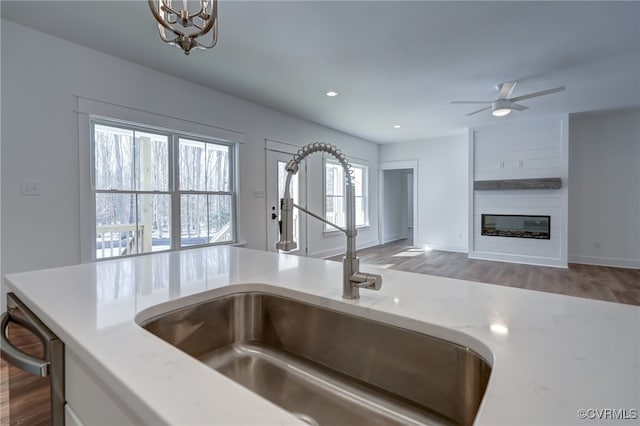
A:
140,292,491,426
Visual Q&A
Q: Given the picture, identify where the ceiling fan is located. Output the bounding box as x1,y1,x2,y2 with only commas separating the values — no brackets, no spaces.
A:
451,82,565,117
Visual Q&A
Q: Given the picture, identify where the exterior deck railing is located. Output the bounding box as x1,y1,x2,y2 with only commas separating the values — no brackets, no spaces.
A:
96,224,143,258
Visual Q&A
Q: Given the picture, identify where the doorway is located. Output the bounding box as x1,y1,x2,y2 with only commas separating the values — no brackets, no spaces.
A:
379,161,418,246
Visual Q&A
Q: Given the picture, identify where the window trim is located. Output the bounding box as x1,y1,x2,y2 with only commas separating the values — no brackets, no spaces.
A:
89,117,238,260
323,157,369,233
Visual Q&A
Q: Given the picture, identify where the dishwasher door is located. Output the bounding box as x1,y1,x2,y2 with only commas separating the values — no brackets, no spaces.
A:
1,293,64,426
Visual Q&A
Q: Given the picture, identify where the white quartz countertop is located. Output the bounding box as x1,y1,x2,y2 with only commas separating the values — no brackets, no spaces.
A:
5,246,640,425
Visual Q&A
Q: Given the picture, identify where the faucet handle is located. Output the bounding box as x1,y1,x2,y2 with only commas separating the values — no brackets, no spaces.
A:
351,272,383,291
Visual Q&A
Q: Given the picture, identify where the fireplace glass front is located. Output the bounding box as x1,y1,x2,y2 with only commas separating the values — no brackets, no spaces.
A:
481,214,550,239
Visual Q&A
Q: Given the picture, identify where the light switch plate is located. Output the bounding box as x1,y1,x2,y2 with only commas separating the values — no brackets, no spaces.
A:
20,181,41,196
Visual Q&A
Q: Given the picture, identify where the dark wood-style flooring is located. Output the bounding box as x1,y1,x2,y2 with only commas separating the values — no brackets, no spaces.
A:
329,238,639,306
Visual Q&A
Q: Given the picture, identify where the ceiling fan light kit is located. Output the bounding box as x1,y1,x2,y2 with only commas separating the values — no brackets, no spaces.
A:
452,82,565,117
148,0,218,55
491,100,512,117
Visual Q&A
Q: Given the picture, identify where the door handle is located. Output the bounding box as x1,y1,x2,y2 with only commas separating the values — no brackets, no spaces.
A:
271,213,277,220
0,311,50,377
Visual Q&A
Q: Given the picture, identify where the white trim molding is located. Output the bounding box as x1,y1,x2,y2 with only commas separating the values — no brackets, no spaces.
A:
568,256,640,269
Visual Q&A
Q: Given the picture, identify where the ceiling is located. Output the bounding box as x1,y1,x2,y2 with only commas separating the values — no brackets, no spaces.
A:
2,1,639,144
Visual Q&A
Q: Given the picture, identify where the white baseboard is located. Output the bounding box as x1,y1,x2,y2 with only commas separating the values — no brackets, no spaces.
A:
382,234,403,244
469,251,568,268
568,255,640,269
422,242,467,253
313,239,380,259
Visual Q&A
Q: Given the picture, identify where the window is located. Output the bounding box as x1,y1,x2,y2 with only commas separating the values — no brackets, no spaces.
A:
324,160,368,231
92,119,235,259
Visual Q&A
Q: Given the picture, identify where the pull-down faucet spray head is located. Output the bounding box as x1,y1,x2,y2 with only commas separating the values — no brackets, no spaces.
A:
276,161,298,251
276,197,297,251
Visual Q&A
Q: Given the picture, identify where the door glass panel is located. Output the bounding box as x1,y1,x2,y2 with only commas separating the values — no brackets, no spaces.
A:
277,161,300,249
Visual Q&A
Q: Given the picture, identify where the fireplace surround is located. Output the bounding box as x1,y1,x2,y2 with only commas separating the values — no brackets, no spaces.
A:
481,214,550,239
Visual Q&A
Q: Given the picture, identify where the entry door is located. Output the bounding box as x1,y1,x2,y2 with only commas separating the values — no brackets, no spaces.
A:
266,150,307,254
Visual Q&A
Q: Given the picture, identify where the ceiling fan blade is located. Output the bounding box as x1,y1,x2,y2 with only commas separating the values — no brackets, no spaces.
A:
466,106,492,116
510,86,565,102
450,100,492,104
510,103,529,111
497,82,516,99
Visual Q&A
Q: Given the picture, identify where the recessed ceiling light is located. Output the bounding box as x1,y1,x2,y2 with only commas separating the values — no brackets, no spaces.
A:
393,125,401,129
325,91,338,97
490,324,509,335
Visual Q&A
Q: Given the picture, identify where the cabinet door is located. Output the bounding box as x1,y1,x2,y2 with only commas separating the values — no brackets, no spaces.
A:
65,349,141,425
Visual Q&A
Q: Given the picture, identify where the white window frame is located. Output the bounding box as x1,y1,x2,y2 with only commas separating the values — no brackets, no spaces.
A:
89,117,237,260
323,158,369,232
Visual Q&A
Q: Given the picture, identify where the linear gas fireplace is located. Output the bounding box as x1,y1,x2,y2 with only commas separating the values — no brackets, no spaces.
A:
481,214,550,239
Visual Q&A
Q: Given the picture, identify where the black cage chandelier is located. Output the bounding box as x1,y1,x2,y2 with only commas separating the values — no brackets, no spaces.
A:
148,0,218,55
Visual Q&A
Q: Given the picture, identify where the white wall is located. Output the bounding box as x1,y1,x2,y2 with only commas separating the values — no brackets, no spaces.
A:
568,107,640,268
469,118,569,267
0,20,379,308
382,169,409,243
380,135,469,252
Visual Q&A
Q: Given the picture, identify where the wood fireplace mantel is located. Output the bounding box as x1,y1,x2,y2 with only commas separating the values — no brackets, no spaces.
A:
474,177,562,190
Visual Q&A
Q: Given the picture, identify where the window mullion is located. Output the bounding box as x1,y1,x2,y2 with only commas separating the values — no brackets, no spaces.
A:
170,135,181,251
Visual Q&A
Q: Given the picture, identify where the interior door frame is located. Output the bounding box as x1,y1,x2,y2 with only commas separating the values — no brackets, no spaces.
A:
265,139,307,254
379,160,419,246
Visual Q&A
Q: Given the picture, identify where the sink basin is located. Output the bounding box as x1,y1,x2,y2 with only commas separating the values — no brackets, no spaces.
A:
140,292,491,426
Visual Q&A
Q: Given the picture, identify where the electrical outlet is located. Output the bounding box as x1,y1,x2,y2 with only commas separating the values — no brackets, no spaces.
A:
20,181,41,196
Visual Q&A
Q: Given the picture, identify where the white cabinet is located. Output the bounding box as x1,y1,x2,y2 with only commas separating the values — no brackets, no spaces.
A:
65,348,142,425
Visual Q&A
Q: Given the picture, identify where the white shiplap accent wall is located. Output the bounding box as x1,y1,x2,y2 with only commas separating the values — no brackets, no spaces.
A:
469,118,569,267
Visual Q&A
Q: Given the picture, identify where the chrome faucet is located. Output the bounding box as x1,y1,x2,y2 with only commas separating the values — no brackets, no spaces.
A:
276,142,382,299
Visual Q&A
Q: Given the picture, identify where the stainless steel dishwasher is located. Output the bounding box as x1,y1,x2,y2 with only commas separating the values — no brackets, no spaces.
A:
1,292,64,426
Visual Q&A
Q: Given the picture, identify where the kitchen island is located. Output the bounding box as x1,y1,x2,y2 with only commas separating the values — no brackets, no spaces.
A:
4,246,639,425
